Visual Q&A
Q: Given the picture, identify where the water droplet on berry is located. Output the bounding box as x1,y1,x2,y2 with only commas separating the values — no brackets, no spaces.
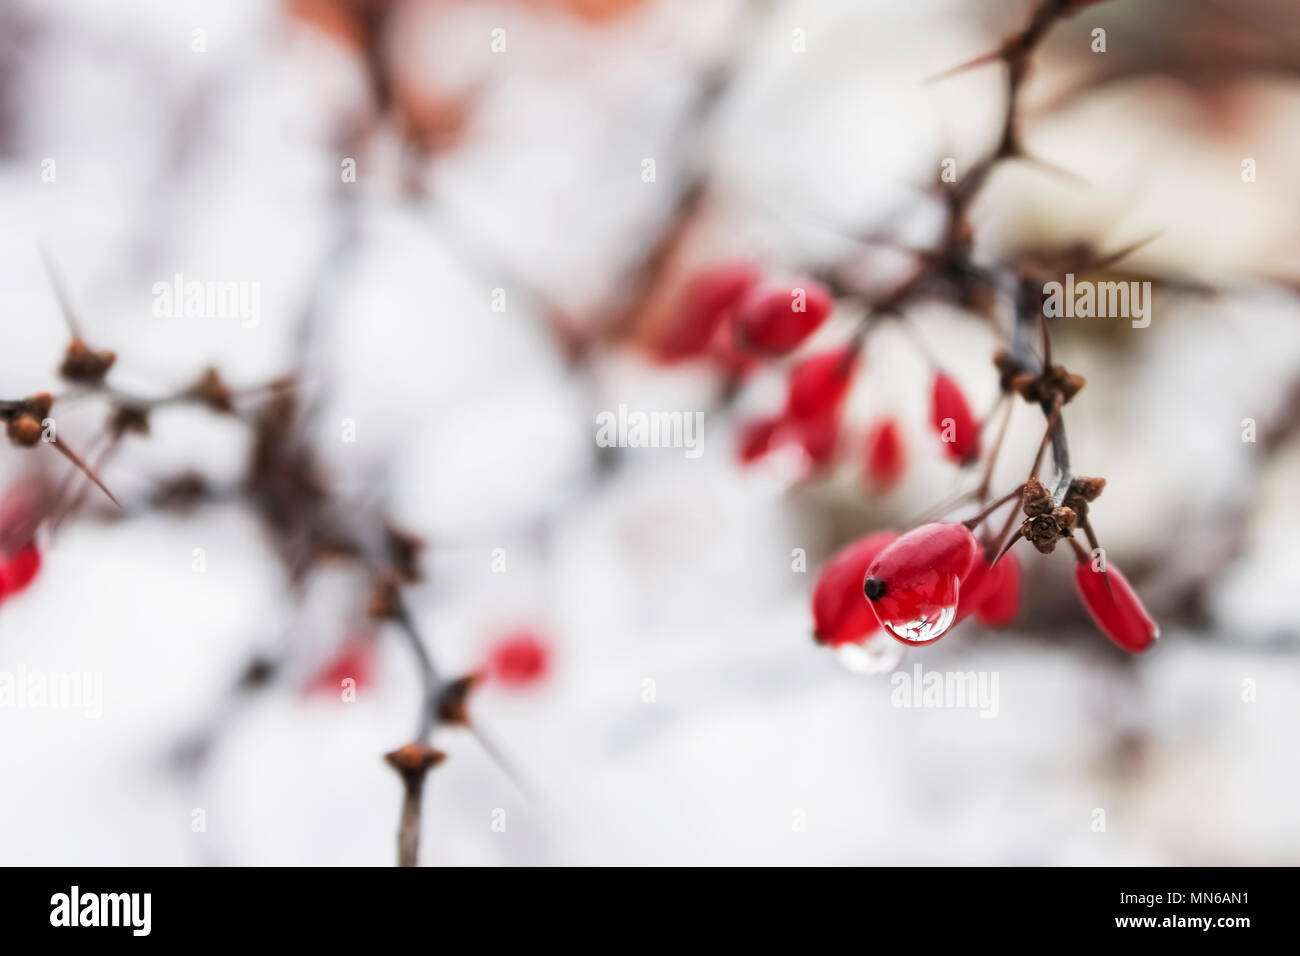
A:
884,604,957,644
836,634,904,674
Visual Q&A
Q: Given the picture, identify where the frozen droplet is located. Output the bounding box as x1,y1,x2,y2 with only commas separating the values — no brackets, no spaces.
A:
884,604,957,644
836,634,905,674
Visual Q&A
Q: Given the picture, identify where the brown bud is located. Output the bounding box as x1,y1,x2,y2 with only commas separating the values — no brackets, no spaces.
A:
1020,505,1077,554
385,524,424,583
1069,476,1106,503
312,536,361,563
7,413,43,446
1021,476,1054,516
1055,367,1086,403
152,471,207,512
1052,505,1077,535
1009,363,1086,407
238,656,278,689
194,367,232,413
993,351,1024,392
1021,515,1051,553
384,742,446,784
436,674,480,726
367,576,401,621
109,404,151,436
25,392,54,419
60,338,116,384
1011,373,1039,402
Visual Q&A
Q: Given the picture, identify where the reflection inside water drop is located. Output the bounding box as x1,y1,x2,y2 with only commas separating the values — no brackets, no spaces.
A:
884,604,957,644
836,634,905,674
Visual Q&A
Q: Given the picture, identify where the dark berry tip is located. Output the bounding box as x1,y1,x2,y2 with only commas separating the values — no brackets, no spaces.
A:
863,576,887,601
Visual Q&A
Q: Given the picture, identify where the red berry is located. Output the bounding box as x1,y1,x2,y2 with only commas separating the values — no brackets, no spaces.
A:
954,555,992,623
0,541,41,599
862,522,979,645
733,280,833,355
789,412,840,470
975,549,1021,627
737,416,782,465
1074,559,1158,653
784,347,857,420
654,262,759,362
707,314,761,380
304,639,376,698
863,418,905,492
930,372,980,465
487,631,550,686
812,531,898,647
954,547,1021,626
736,411,840,473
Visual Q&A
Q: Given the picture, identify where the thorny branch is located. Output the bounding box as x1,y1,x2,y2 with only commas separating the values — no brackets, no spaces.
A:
819,0,1130,566
12,0,1300,866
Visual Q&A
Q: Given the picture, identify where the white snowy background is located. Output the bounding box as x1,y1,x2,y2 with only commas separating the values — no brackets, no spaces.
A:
1,0,1298,865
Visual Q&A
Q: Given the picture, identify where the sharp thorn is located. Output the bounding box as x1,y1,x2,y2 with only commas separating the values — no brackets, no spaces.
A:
989,530,1022,569
38,243,84,340
48,438,121,507
925,48,1004,83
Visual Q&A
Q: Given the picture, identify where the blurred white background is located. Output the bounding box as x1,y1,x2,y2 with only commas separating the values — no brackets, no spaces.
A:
1,0,1299,865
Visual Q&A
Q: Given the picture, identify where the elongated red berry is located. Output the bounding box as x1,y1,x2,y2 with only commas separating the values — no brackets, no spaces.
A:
955,554,992,623
794,413,839,469
812,531,898,646
734,280,833,355
955,547,1020,625
736,411,840,473
785,347,857,420
707,314,761,380
655,262,759,361
863,522,978,645
0,541,41,599
930,372,980,465
863,418,905,491
975,549,1020,627
487,630,550,686
737,415,781,465
1074,560,1158,653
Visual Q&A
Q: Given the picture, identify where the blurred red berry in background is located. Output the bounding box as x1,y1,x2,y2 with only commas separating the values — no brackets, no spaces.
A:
954,548,1021,628
737,416,782,465
812,531,899,647
735,346,857,474
862,418,905,492
486,630,551,687
930,372,980,465
653,261,759,363
791,412,840,470
303,638,377,698
784,347,857,420
976,550,1021,627
733,280,832,355
0,541,41,601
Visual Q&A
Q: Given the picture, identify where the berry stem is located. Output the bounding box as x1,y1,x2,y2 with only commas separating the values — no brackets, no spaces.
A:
987,491,1025,561
962,483,1026,531
975,393,1015,504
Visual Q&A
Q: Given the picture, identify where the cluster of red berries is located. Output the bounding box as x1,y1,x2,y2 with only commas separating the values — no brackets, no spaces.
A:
651,264,1155,659
653,262,981,486
812,520,1156,655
